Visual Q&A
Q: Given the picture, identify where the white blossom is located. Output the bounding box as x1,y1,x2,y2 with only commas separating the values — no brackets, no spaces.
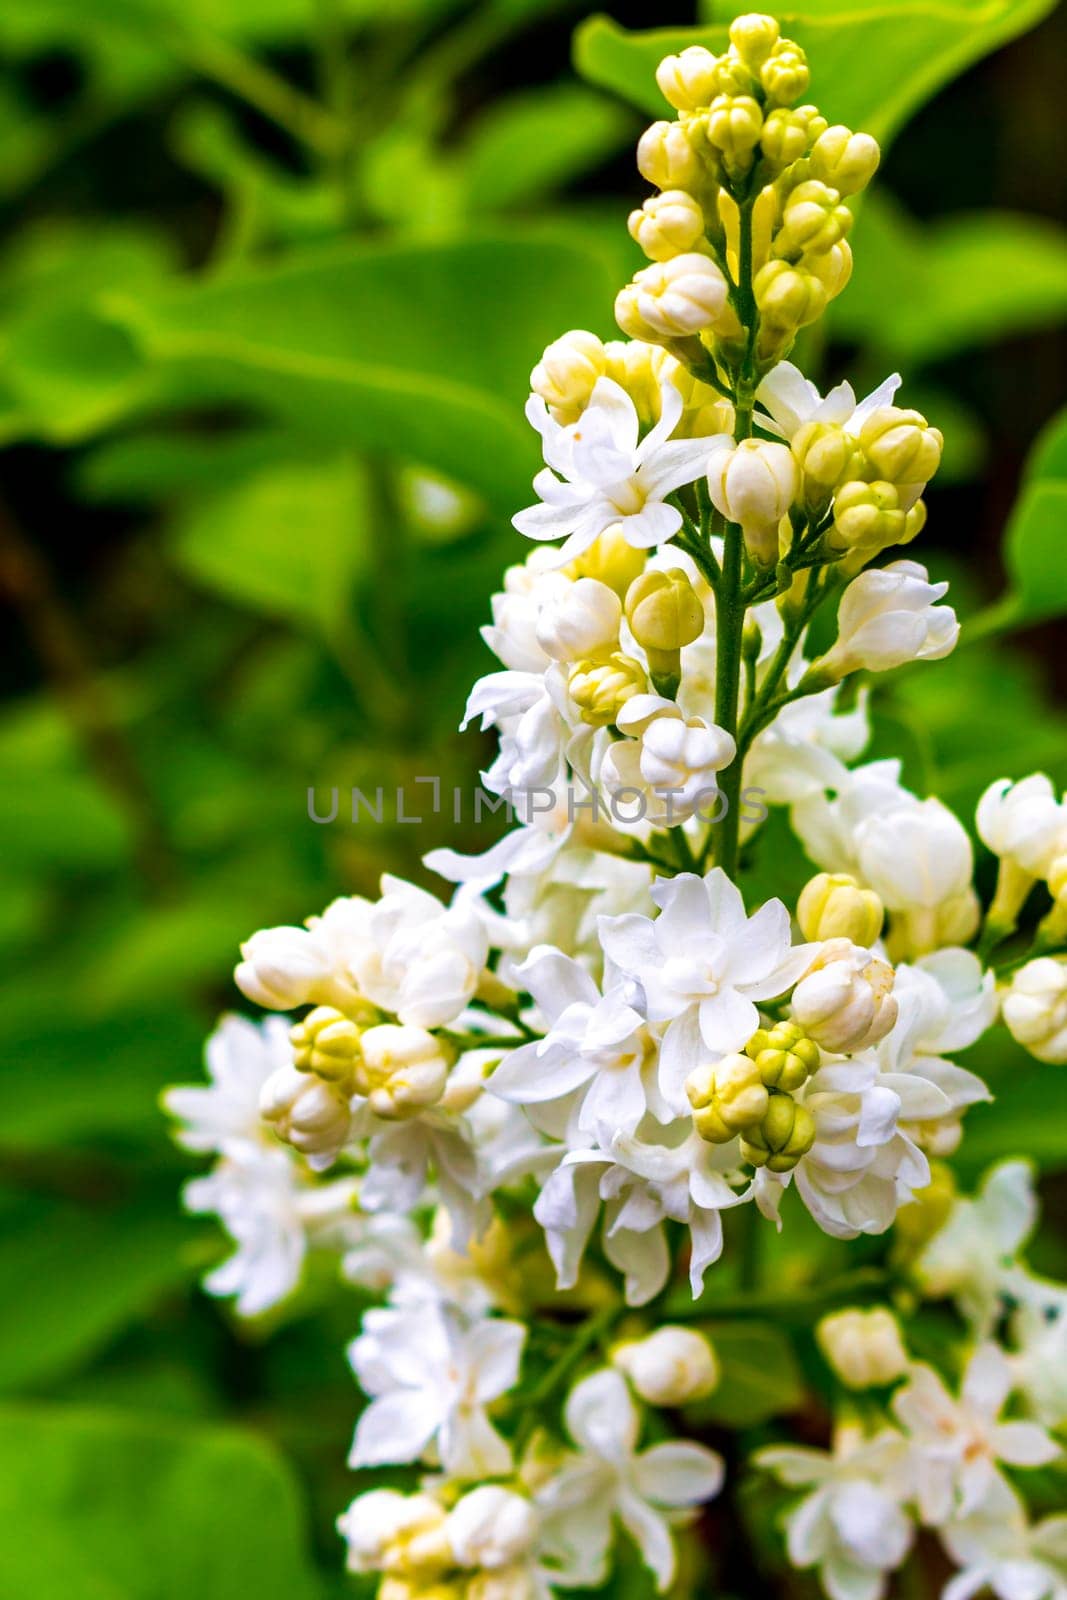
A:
597,694,736,827
816,1307,909,1390
1003,956,1067,1064
942,1476,1067,1600
757,362,902,445
513,377,712,563
891,1344,1060,1525
599,867,814,1111
913,1159,1038,1330
613,1325,719,1405
164,1013,290,1156
817,561,959,679
348,1302,524,1479
977,774,1065,878
447,1485,539,1570
790,939,897,1052
537,1368,724,1592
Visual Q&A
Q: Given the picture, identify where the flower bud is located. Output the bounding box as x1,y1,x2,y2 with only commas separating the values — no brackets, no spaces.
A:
634,708,736,804
260,1062,352,1165
729,12,780,67
568,652,647,726
447,1487,537,1571
707,94,764,161
740,1092,816,1172
655,46,720,112
859,406,943,487
816,560,958,680
530,330,606,424
754,259,827,331
1002,957,1067,1064
797,872,885,945
775,180,852,260
565,524,646,599
615,254,730,342
710,54,757,97
637,119,704,192
761,41,810,105
806,239,853,301
706,436,797,566
760,105,827,166
977,775,1064,878
339,1490,451,1578
354,1024,451,1118
791,939,897,1053
535,577,622,663
745,1019,819,1091
809,125,881,197
686,1052,769,1142
828,480,905,556
792,420,862,494
817,1308,908,1389
236,923,354,1011
614,1325,719,1405
901,498,926,546
289,1006,363,1084
628,190,706,262
601,338,674,424
625,568,705,677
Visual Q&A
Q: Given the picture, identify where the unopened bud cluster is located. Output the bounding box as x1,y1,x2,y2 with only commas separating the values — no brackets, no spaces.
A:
686,1019,821,1172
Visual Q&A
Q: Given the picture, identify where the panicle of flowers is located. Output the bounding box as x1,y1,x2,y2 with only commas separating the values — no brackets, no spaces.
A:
162,15,1067,1599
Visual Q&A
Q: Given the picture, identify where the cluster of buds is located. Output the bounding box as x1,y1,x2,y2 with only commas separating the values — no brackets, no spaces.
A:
615,13,881,381
686,1020,820,1172
340,1484,539,1600
530,328,733,436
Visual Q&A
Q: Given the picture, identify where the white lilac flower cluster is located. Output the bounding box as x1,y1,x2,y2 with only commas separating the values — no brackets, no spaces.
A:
164,15,1067,1599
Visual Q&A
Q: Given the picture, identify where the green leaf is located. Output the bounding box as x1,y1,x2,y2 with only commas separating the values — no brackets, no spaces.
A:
573,0,1058,147
0,1199,195,1391
977,407,1067,630
172,454,369,634
835,195,1067,363
462,84,636,209
0,1402,319,1600
695,1321,804,1426
104,231,619,512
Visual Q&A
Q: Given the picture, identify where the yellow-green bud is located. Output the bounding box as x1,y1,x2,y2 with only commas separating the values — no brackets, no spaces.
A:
828,480,905,555
289,1006,364,1084
729,12,781,67
792,420,863,492
809,125,881,197
858,406,944,486
602,339,672,427
628,190,706,263
902,498,927,546
568,652,647,726
893,1160,957,1253
625,568,705,657
745,1020,820,1091
754,259,827,329
742,615,762,662
530,330,606,424
686,1052,769,1143
761,41,810,105
760,105,827,166
740,1092,816,1172
353,1024,452,1119
807,239,853,300
566,524,646,599
637,119,704,192
775,180,852,260
710,55,758,98
797,872,885,946
707,94,764,160
616,253,731,343
655,46,720,113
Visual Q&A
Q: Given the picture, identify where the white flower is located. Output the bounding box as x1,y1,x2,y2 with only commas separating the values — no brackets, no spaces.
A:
513,377,712,563
184,1146,358,1317
235,896,369,1011
817,561,959,679
913,1159,1038,1331
1003,957,1067,1064
348,1303,524,1479
615,253,730,341
892,1344,1060,1526
164,1014,290,1156
534,1123,748,1305
537,1368,724,1592
613,1325,719,1406
757,1423,914,1600
744,681,870,807
599,867,814,1111
482,553,576,673
791,939,897,1052
349,876,489,1028
598,694,736,827
488,947,666,1138
942,1476,1067,1600
534,577,622,662
757,361,902,444
855,797,974,912
448,1486,539,1570
705,436,797,563
791,758,918,880
977,775,1065,878
817,1308,909,1390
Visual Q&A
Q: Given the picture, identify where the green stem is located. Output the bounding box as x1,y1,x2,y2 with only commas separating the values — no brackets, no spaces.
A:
510,1303,618,1453
712,518,746,877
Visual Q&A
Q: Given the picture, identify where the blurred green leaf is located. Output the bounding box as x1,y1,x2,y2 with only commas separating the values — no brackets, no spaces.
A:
835,195,1067,363
0,1199,195,1391
974,407,1067,630
462,84,635,209
573,0,1058,145
0,1403,319,1599
695,1322,804,1426
105,232,619,512
172,455,369,634
955,1030,1067,1177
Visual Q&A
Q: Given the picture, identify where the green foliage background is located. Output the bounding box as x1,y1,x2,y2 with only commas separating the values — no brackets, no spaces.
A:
0,1,1064,1593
